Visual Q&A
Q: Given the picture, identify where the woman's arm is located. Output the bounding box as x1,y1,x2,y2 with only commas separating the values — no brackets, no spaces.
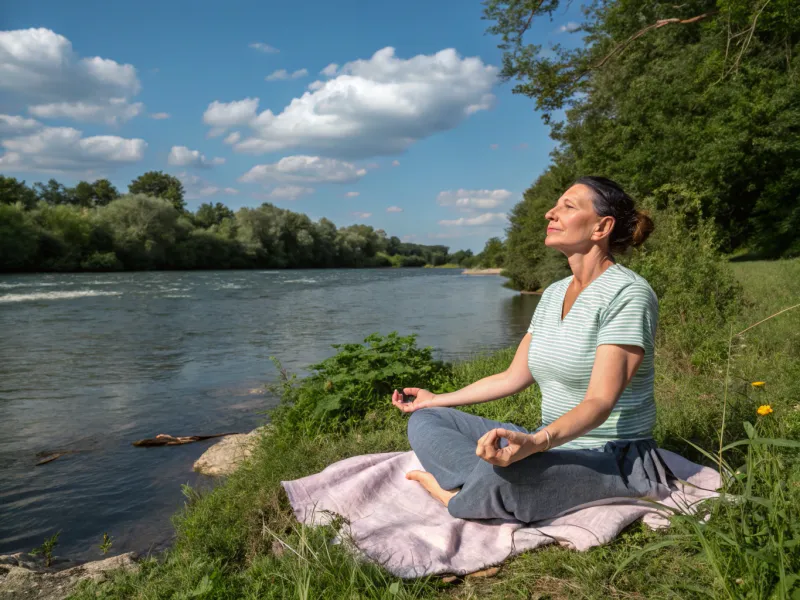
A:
476,343,645,465
392,334,535,412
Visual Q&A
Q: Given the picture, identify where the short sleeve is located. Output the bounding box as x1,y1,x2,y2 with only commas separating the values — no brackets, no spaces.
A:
526,287,551,335
596,282,658,351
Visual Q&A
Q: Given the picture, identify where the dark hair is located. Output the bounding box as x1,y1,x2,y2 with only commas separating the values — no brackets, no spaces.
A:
573,176,654,253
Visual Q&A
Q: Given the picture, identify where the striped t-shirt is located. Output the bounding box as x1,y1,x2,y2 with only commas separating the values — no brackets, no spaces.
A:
526,264,658,450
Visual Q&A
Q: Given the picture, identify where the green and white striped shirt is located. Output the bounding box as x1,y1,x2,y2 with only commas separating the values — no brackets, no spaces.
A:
527,264,658,450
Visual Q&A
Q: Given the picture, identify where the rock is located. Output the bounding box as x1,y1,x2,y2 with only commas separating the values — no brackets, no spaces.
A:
192,425,272,476
0,552,138,600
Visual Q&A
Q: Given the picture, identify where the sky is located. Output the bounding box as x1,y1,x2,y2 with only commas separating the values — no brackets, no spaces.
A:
0,0,585,252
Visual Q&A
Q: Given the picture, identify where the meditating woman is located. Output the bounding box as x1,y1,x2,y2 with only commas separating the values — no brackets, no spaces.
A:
392,176,673,523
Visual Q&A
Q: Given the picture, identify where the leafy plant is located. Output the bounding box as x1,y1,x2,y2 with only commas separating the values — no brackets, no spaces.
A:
30,531,60,567
99,532,113,555
269,332,454,435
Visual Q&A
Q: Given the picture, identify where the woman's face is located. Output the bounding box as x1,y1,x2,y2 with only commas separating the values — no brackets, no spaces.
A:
544,184,612,253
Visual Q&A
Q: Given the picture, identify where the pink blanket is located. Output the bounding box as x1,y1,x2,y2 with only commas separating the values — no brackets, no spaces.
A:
282,450,719,578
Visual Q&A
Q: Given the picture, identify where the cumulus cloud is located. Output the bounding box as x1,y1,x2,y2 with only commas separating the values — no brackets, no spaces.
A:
437,189,513,211
0,126,145,172
167,146,225,169
265,68,308,81
558,21,581,33
353,212,372,219
386,206,403,213
204,47,497,158
249,42,279,53
320,63,338,76
266,185,314,201
150,112,170,120
344,191,360,198
0,28,143,124
438,212,507,227
0,114,41,136
224,131,241,145
240,155,367,185
178,171,238,200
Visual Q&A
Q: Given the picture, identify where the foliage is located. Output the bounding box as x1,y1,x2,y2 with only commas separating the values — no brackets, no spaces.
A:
0,175,477,273
128,171,186,212
484,0,800,262
269,332,453,435
30,531,60,568
99,532,113,556
475,236,506,268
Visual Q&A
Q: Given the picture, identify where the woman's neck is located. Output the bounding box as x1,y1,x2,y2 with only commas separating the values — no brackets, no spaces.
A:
567,248,615,290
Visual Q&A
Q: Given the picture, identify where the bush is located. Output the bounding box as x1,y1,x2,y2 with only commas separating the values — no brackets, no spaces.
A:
80,251,123,271
621,185,743,369
269,332,453,435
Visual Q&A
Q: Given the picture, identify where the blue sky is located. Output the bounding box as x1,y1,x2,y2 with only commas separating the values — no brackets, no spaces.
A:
1,0,585,252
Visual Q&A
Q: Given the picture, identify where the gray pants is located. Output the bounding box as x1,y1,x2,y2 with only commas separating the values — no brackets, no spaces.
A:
407,407,672,523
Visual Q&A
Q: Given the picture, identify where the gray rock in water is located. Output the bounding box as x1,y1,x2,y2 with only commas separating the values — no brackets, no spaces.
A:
0,552,138,599
192,425,272,476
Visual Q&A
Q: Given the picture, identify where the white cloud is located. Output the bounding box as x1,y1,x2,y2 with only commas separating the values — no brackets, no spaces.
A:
224,131,241,145
178,171,238,200
558,21,581,33
167,145,225,169
344,191,360,198
437,189,513,211
438,212,507,227
0,28,143,124
320,63,339,77
265,68,308,81
240,155,367,185
266,185,314,201
0,126,145,173
386,206,403,213
29,99,143,125
249,42,279,53
203,98,259,132
150,112,170,120
0,114,41,136
489,143,499,150
205,47,497,158
353,212,372,219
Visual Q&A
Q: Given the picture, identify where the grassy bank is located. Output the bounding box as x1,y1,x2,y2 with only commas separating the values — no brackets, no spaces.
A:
72,259,800,600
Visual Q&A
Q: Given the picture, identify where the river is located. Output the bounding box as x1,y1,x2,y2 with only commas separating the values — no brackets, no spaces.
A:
0,269,538,560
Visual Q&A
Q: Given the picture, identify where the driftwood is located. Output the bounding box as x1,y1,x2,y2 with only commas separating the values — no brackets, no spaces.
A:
132,433,242,447
34,450,82,466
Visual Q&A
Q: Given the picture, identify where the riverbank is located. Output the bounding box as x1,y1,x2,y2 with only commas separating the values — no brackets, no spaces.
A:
67,258,800,598
461,268,504,275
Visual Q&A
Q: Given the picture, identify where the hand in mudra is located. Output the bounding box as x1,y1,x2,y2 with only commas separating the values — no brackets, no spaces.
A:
391,387,436,413
476,428,538,467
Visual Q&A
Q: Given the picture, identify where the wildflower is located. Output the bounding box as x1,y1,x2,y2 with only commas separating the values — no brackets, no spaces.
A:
751,381,766,388
757,405,773,416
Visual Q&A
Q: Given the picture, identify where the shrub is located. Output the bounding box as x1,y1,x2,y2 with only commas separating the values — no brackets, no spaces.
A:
80,251,123,271
269,332,453,435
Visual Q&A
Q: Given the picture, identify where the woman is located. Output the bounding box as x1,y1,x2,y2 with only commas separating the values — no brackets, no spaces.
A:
391,176,673,523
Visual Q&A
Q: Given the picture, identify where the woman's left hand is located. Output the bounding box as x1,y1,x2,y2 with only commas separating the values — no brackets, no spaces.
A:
475,428,539,467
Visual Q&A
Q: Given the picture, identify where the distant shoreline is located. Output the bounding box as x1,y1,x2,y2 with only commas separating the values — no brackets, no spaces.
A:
461,268,504,275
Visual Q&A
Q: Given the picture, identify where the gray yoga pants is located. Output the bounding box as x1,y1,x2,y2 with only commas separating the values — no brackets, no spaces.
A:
407,406,673,523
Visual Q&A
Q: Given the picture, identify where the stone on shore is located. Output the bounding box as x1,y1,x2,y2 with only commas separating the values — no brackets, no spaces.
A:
0,552,138,600
192,425,272,476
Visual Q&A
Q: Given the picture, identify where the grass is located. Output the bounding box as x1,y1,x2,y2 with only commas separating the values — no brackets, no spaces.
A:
71,258,800,600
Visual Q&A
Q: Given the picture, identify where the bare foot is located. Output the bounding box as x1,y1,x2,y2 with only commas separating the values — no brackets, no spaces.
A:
405,470,458,507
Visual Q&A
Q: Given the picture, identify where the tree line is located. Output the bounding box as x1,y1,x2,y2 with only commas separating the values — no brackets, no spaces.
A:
484,0,799,291
0,171,504,273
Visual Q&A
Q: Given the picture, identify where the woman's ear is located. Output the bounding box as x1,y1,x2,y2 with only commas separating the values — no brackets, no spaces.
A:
592,215,615,241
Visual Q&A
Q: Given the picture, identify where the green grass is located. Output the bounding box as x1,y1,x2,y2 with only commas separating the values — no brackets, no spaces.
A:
71,258,800,600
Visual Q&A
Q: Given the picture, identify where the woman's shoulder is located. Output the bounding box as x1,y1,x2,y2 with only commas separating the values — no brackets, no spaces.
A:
599,265,658,311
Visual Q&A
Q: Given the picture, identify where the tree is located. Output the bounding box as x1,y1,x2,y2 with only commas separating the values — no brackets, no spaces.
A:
129,171,185,212
0,176,38,209
34,179,75,206
92,180,120,207
477,237,506,268
195,202,235,228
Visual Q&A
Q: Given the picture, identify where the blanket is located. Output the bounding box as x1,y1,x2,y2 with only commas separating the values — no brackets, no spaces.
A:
281,449,719,578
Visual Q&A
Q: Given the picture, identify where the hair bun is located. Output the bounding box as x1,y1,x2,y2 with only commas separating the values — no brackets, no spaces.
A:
631,211,654,247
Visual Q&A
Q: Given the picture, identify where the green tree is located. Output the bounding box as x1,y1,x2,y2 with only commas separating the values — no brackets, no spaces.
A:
0,176,38,209
195,202,235,228
0,204,39,271
34,179,76,206
70,179,119,207
129,171,186,212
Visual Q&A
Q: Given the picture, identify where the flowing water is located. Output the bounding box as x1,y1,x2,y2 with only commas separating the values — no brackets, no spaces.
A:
0,269,538,560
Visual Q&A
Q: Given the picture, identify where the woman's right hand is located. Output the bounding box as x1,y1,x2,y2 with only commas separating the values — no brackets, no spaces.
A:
391,387,436,413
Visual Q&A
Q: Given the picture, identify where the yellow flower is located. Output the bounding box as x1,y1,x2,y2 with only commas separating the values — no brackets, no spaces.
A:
757,405,773,416
751,381,766,388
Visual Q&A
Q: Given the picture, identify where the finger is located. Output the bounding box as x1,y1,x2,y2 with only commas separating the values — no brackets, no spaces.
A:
496,428,522,445
478,429,499,455
404,387,420,396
